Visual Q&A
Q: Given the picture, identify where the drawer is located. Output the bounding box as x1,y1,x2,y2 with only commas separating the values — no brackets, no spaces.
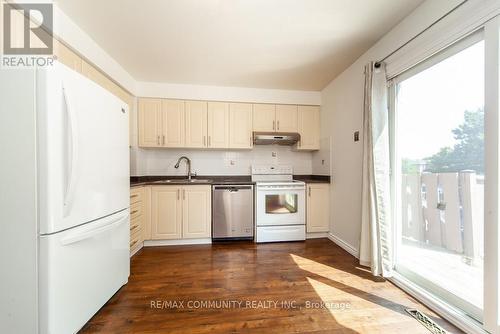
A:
130,187,143,204
130,232,142,251
130,202,142,221
130,215,142,235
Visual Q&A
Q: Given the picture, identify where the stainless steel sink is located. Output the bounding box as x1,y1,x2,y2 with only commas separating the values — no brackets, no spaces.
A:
152,179,212,184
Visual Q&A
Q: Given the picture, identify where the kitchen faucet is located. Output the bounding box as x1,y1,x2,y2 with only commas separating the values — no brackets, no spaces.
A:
174,156,193,180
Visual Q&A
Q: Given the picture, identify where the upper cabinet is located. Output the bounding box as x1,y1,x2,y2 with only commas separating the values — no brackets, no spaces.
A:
252,104,298,133
207,102,230,148
137,98,320,151
185,101,208,148
253,104,276,132
138,98,162,147
275,104,298,133
229,103,253,149
162,100,185,147
297,106,320,150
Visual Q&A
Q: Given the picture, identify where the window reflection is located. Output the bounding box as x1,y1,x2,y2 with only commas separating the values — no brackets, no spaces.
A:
265,194,298,214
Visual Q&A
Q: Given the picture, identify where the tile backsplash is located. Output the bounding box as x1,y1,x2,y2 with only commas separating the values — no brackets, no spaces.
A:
130,145,313,176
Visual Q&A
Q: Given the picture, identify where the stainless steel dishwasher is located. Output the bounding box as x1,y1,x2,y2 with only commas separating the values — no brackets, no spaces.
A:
212,185,254,240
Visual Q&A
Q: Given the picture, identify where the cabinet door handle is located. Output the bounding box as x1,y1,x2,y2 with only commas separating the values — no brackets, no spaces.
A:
182,189,186,200
203,136,206,146
157,135,160,145
208,136,211,146
177,189,180,200
162,135,165,145
308,187,311,197
277,120,280,130
273,120,275,130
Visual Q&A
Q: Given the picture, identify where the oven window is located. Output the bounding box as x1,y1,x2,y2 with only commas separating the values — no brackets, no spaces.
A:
265,194,298,214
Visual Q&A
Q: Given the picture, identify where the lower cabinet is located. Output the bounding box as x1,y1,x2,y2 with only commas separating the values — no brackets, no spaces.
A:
130,186,146,256
151,185,211,240
306,183,330,233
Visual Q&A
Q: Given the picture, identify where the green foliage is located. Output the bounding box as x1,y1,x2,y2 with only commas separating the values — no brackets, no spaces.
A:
425,109,484,174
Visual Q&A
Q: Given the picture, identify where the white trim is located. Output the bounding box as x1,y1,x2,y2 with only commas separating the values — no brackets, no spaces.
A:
386,0,500,79
306,232,329,239
144,238,212,247
390,273,486,334
327,233,359,258
483,16,500,333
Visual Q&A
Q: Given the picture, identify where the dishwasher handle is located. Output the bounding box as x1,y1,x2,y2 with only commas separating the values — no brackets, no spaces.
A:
213,185,253,191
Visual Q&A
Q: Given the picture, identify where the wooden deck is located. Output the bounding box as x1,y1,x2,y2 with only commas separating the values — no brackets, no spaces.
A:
80,239,461,333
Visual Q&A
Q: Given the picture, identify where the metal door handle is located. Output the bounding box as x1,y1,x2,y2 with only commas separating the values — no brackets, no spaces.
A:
308,187,311,197
203,136,206,146
157,135,160,145
177,189,180,200
162,135,165,145
277,120,280,130
273,120,275,130
182,189,186,200
208,136,211,146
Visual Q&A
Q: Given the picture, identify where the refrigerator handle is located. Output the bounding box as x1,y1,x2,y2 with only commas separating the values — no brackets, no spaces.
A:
60,213,129,246
62,86,79,217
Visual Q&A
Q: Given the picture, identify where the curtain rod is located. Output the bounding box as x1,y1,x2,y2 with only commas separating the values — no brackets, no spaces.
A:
374,0,468,68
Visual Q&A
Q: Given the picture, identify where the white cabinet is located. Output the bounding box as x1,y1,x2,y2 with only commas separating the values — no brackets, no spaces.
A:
297,105,320,150
229,103,253,149
185,101,208,148
306,183,330,233
253,104,276,132
151,185,211,240
207,102,230,148
275,104,298,133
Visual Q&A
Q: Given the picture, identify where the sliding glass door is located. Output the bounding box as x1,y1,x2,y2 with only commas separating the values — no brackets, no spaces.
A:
392,32,485,321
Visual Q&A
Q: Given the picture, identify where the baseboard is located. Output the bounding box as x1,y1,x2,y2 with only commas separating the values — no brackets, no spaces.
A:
144,238,212,247
327,233,359,258
130,242,143,257
306,232,329,239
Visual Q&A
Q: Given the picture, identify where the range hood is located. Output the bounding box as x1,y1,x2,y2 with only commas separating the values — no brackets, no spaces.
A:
253,132,301,146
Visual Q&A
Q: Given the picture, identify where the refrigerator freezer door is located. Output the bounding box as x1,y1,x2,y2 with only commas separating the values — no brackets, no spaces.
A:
37,63,130,234
39,209,130,334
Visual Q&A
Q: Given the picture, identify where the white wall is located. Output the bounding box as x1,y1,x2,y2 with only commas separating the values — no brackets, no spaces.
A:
320,0,465,251
130,145,312,176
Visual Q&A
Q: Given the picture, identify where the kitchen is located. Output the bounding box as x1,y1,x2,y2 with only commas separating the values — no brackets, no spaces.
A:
2,1,499,333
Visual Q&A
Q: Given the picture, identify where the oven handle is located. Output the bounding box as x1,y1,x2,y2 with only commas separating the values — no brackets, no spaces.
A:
257,186,305,191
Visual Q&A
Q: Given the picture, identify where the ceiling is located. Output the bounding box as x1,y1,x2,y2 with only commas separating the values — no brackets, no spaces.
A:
56,0,424,91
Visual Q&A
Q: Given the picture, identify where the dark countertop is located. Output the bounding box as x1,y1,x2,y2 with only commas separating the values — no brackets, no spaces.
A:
130,174,330,187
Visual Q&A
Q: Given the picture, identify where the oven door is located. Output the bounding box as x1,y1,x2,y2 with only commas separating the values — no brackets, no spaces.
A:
256,185,305,226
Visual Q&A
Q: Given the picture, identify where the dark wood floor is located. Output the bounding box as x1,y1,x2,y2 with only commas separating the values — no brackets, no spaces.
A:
80,239,461,333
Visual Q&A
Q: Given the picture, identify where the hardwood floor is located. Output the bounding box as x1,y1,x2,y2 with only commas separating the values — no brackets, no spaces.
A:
80,239,461,333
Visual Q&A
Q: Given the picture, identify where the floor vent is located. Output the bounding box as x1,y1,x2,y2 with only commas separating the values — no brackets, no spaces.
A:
405,308,448,334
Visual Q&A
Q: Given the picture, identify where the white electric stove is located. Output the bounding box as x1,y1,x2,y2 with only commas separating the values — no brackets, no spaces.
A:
252,165,306,243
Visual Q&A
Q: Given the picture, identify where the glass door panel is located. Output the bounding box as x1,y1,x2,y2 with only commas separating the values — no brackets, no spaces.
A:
394,38,484,321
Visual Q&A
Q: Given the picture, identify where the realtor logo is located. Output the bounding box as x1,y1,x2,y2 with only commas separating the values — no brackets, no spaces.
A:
3,2,53,55
1,2,54,67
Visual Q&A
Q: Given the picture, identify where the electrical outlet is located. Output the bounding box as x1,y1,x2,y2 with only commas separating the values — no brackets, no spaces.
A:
272,152,277,157
230,160,235,165
321,159,325,165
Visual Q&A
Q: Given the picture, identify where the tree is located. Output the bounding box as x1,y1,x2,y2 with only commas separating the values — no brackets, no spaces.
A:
425,108,484,174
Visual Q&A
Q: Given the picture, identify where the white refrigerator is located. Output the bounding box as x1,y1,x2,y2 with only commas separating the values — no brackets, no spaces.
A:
0,63,130,334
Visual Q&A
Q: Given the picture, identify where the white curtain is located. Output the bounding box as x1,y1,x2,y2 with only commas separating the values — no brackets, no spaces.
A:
359,62,393,277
